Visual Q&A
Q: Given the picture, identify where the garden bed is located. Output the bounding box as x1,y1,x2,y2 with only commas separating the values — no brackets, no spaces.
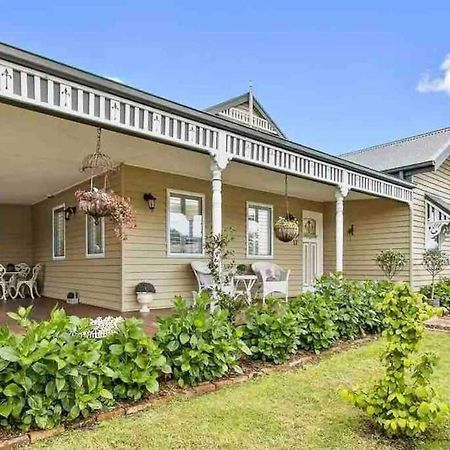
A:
0,334,377,449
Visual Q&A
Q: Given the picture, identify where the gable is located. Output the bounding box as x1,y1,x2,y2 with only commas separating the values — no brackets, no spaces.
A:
205,92,286,138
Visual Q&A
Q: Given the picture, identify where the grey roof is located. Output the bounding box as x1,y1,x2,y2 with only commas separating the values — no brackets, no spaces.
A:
341,126,450,173
205,92,286,138
0,42,414,190
425,194,450,216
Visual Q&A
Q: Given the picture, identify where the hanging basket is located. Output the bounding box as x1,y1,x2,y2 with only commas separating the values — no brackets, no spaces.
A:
75,188,137,240
274,216,299,243
75,188,112,223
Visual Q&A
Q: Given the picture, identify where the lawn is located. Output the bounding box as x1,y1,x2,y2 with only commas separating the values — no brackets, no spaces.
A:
32,331,450,450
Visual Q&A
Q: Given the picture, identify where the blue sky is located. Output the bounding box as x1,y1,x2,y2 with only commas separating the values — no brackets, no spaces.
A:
1,1,450,154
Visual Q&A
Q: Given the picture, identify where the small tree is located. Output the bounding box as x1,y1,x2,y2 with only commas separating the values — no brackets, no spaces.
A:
375,249,407,280
204,228,244,319
342,283,448,437
423,249,449,302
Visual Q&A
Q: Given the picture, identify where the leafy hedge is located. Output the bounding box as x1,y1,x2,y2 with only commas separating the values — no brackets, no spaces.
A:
0,274,411,433
243,299,299,364
0,307,168,431
244,274,391,359
155,294,250,386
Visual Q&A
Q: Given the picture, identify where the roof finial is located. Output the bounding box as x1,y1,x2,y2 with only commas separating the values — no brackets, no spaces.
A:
248,80,254,128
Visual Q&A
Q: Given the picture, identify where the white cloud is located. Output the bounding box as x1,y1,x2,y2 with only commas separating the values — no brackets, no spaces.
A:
417,54,450,96
106,76,123,84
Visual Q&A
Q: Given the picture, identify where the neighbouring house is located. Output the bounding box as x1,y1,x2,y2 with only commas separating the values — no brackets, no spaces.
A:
0,42,419,312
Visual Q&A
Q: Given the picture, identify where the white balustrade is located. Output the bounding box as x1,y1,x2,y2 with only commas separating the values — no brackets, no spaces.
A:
0,58,413,204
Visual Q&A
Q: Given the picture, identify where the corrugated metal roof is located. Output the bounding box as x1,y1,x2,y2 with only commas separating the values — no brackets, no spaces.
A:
341,126,450,172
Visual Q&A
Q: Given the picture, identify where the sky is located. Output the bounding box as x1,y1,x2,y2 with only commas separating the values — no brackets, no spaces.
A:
1,1,450,154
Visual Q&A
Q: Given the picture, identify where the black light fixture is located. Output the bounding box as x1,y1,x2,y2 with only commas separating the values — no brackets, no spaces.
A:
143,192,157,211
64,206,77,221
348,224,354,236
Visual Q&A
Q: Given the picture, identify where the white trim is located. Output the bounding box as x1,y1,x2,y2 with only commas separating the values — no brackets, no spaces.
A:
302,210,323,290
246,201,274,259
52,203,66,260
166,189,206,258
85,215,106,259
0,57,414,205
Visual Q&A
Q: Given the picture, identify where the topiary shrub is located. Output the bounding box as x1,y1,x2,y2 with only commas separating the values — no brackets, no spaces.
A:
423,249,449,303
375,249,407,280
243,298,299,364
420,279,450,310
342,283,449,437
155,293,250,387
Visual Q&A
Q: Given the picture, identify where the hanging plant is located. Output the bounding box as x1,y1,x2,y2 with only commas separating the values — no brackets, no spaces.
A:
75,188,136,240
274,176,299,243
275,214,299,243
75,128,137,240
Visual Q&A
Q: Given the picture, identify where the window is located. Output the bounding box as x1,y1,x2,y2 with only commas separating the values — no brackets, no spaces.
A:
52,205,66,259
247,202,273,257
86,216,105,257
168,190,204,256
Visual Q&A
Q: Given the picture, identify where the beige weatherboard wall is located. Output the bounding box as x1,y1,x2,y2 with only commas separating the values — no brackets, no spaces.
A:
31,172,123,311
410,157,450,287
323,198,411,282
0,205,32,266
121,165,325,310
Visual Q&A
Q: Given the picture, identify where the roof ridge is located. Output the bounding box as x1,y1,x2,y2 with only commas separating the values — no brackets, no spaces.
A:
341,125,450,157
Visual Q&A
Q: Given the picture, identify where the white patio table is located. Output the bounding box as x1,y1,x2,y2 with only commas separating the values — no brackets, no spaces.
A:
233,274,258,305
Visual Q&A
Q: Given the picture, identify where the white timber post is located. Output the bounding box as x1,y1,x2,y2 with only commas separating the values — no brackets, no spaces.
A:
335,177,349,273
211,162,223,235
210,131,232,236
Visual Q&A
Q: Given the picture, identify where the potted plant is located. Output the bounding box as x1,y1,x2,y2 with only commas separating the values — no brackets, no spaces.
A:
135,282,156,312
274,214,299,243
236,264,248,275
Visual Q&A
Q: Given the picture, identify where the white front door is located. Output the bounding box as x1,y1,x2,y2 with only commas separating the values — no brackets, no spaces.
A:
302,210,323,291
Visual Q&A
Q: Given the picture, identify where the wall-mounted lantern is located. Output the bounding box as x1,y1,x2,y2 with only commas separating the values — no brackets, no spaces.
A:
64,206,77,221
143,193,157,211
348,224,354,236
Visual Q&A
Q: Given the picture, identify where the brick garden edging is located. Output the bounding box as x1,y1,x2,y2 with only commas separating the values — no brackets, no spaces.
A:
0,334,377,449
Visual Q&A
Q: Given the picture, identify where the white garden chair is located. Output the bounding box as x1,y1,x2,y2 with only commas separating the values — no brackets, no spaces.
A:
251,262,290,303
0,264,9,301
190,261,234,309
12,263,42,300
15,263,31,281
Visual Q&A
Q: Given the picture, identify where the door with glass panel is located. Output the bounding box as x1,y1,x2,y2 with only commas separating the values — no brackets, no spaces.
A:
302,210,323,291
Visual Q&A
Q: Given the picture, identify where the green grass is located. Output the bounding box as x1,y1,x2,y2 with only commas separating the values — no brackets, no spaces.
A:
32,332,450,450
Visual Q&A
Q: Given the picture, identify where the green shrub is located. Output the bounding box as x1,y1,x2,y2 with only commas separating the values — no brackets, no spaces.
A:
420,279,450,309
375,249,407,280
243,299,299,364
155,293,250,387
287,292,338,353
101,317,171,401
0,307,109,431
0,307,167,431
342,283,449,437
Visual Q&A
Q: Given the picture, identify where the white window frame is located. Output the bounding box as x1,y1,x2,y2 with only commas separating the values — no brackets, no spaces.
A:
52,204,66,260
85,215,106,259
166,189,206,258
246,201,274,259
